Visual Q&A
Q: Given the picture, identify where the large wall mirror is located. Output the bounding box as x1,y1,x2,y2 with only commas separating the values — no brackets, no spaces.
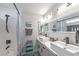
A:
39,23,48,35
47,16,79,32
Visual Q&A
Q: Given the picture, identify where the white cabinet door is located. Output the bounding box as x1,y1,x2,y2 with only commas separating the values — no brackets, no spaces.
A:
37,41,47,56
37,41,43,56
37,40,57,56
41,46,47,56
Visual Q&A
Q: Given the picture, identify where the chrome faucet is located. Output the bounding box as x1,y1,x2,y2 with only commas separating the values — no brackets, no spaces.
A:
64,37,69,44
64,37,69,49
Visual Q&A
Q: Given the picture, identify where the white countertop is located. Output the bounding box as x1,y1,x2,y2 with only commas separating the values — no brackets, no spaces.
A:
37,36,58,55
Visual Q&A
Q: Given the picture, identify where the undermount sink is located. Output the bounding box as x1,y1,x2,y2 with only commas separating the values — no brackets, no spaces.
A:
51,41,79,53
39,36,49,43
39,36,46,42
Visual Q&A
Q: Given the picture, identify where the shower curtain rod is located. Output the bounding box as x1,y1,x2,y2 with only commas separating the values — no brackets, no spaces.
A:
13,3,20,15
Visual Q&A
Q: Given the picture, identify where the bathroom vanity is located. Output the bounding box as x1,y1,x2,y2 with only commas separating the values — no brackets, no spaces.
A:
37,36,57,56
36,35,79,56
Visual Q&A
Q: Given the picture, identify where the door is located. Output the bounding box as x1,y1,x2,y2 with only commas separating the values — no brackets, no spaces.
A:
41,45,47,56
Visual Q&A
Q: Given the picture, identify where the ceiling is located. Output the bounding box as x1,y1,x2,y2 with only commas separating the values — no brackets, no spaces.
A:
0,3,15,10
0,3,58,16
16,3,56,16
0,3,62,23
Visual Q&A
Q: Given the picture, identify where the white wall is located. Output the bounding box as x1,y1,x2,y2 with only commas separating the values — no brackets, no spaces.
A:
57,4,79,20
0,9,18,56
47,31,76,44
20,12,41,53
42,3,79,45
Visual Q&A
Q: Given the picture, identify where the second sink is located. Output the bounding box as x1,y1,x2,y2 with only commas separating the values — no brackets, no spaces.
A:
51,41,79,53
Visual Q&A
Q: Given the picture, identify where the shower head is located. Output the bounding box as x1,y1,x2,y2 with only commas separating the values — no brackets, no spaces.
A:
5,14,10,33
5,14,10,17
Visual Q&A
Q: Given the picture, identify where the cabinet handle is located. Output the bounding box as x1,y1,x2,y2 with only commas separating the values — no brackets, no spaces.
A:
43,47,45,49
38,45,40,48
41,49,43,52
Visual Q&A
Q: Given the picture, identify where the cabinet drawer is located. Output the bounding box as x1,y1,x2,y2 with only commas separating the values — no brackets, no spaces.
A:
47,49,57,56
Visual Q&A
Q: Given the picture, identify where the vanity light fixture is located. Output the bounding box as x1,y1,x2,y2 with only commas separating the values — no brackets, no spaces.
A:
58,4,67,15
47,13,52,20
40,18,44,23
66,18,79,23
40,17,47,24
66,3,72,7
